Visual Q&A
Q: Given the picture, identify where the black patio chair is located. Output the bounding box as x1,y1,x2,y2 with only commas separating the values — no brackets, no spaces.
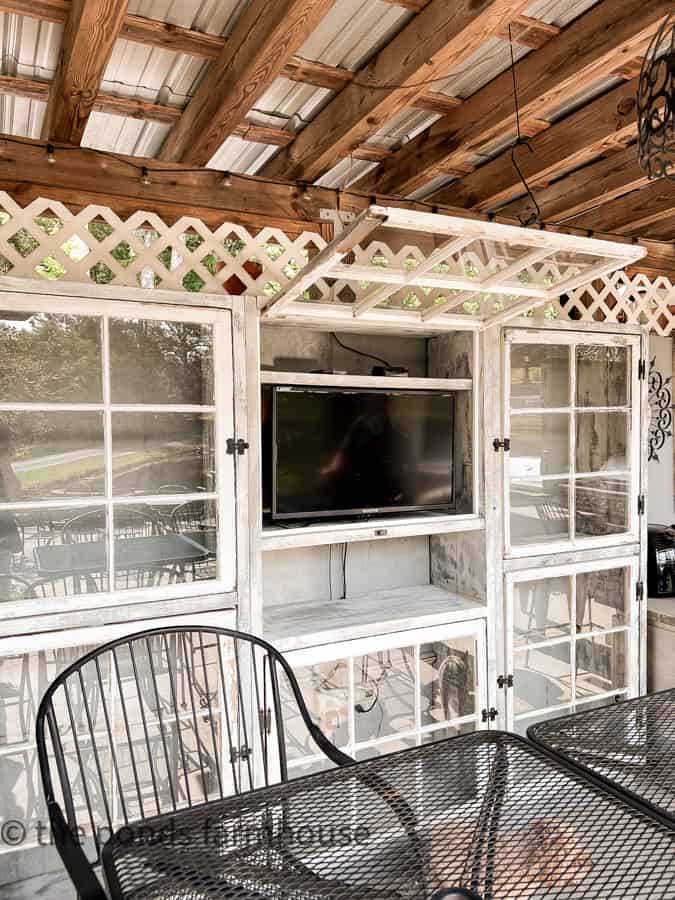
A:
36,625,421,900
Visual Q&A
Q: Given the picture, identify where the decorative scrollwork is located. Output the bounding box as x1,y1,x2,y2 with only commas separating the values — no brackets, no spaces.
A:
649,357,673,462
638,14,675,181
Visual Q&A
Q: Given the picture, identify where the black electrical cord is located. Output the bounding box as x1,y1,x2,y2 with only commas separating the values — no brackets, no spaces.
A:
331,332,391,369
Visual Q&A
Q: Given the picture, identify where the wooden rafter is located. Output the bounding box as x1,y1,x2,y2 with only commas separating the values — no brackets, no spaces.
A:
432,78,640,212
570,180,675,236
500,146,648,225
362,0,670,197
158,0,336,165
42,0,130,144
260,0,532,184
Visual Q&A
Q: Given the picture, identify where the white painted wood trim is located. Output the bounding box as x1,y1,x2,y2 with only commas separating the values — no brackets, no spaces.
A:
260,371,472,391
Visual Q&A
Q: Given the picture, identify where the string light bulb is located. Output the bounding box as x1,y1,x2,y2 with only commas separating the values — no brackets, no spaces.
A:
140,166,151,186
301,184,313,201
46,143,56,164
222,171,233,188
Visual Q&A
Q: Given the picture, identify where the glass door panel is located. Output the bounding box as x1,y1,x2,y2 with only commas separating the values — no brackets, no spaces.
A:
506,559,637,734
505,332,639,554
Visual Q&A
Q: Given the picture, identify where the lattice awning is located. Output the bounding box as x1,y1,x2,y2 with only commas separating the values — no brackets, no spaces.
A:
261,206,647,330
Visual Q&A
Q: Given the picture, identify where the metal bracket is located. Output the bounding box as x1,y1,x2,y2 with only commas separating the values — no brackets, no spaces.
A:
636,581,644,604
226,437,250,455
493,438,511,452
497,674,514,689
637,494,645,516
230,745,253,763
481,707,498,723
259,708,272,735
319,208,356,234
638,358,646,380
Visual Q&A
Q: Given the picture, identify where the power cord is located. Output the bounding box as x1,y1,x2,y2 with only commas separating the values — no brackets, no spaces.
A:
331,332,392,369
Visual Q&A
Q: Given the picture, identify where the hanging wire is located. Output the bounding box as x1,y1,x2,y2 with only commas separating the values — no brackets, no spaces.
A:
507,24,541,227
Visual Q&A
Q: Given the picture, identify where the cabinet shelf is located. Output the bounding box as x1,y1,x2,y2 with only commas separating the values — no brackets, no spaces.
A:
260,370,472,391
264,583,486,652
262,513,484,551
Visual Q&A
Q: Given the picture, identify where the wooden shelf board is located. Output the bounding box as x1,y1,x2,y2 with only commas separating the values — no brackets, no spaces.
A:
262,513,484,551
264,584,486,652
260,370,472,391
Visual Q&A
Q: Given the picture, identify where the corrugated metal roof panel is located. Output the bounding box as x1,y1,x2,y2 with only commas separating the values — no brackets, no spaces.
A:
435,37,530,101
126,0,247,35
82,112,170,158
369,108,440,149
0,12,61,81
297,0,411,70
0,95,45,138
207,135,278,173
252,78,333,131
101,40,204,107
524,0,601,28
315,156,377,188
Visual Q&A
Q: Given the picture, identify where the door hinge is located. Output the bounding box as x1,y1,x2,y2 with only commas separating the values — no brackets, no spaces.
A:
230,744,253,763
493,438,511,452
497,674,514,689
637,495,645,516
636,580,644,603
638,358,646,380
226,437,250,455
481,707,498,723
259,707,272,735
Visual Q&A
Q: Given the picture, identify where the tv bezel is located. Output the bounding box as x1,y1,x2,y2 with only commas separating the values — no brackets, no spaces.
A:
271,385,456,521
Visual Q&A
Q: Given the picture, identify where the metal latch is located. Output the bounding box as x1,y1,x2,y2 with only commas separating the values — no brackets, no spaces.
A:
497,674,514,689
481,707,498,723
226,437,250,455
493,438,511,452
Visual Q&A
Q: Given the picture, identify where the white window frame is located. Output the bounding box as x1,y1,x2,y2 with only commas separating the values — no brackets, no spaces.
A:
0,293,238,634
503,328,641,558
283,619,489,772
504,555,640,734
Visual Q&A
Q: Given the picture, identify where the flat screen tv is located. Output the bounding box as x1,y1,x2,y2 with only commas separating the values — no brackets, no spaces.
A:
268,386,454,520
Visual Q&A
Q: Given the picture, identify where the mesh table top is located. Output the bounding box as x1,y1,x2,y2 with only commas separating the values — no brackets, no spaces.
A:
528,689,675,828
102,731,675,900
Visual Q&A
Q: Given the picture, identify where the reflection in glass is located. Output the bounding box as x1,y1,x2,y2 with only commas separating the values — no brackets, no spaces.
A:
510,479,569,546
354,647,414,743
575,477,629,537
284,661,350,760
420,637,476,725
112,500,217,590
111,413,215,495
110,318,214,405
576,345,628,407
510,414,569,477
421,722,476,743
0,312,102,403
576,411,628,474
513,706,572,737
0,413,104,501
510,344,569,409
513,576,572,646
577,568,629,631
576,632,627,698
514,643,572,715
355,737,416,761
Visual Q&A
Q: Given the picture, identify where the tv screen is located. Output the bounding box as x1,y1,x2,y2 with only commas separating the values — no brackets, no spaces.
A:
271,387,454,520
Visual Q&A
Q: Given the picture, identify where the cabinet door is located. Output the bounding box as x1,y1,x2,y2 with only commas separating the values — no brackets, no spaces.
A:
504,330,641,556
505,557,639,735
282,620,488,775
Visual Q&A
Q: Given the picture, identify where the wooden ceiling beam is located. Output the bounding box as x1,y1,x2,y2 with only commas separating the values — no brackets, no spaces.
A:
364,0,671,197
500,146,648,224
569,179,675,235
432,77,640,211
261,0,532,184
158,0,335,166
42,0,130,144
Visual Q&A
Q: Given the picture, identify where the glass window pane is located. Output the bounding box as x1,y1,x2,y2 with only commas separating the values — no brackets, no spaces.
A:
0,505,110,599
110,318,214,404
510,414,569,477
575,477,629,537
284,661,350,760
0,311,102,403
576,345,628,407
421,721,476,743
1,412,104,502
510,344,569,409
355,737,416,761
513,576,572,646
576,632,628,698
576,411,628,474
420,637,477,726
513,706,572,738
353,646,415,743
577,568,630,631
510,479,569,546
112,500,217,590
514,643,572,716
111,413,215,496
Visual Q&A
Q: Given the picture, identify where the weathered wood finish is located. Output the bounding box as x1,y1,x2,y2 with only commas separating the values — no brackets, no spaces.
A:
261,0,532,183
42,0,130,144
570,179,675,235
158,0,335,165
366,0,670,196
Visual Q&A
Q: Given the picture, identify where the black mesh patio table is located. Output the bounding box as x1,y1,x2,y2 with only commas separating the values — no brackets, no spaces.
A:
528,689,675,828
102,731,675,899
